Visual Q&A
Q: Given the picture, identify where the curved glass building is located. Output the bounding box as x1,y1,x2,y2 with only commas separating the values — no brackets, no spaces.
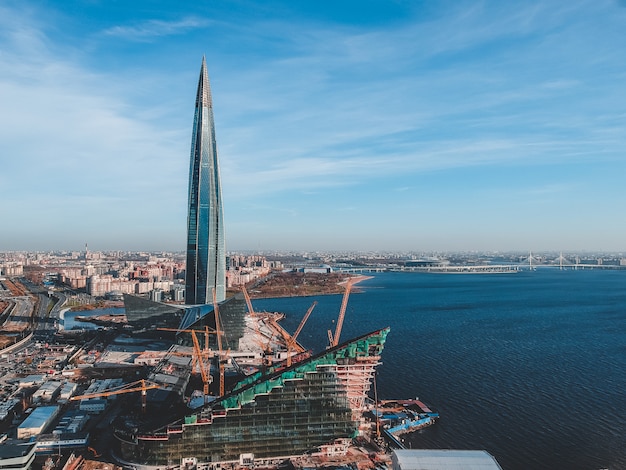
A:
186,57,226,305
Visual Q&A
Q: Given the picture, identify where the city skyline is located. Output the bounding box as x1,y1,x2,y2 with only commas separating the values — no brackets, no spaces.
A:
185,57,227,304
1,1,626,253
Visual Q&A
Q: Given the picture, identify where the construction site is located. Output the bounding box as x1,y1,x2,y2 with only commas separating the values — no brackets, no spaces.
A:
0,276,441,470
112,279,395,469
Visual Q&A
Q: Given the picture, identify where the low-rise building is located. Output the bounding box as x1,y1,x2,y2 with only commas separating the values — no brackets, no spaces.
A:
58,382,78,402
0,441,36,470
17,406,59,439
391,449,503,470
78,398,107,414
17,374,46,388
32,381,63,403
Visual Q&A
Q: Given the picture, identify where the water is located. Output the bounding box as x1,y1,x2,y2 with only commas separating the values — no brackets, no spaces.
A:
60,307,125,330
252,269,626,470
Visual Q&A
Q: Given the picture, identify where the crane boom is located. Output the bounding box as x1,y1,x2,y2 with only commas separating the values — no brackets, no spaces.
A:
293,301,317,343
242,285,255,316
158,326,216,351
330,278,355,347
70,379,162,412
286,301,317,367
157,327,215,401
70,379,162,400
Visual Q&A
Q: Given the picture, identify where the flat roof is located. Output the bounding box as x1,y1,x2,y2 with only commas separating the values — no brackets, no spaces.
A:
18,406,59,430
393,449,503,470
0,441,36,459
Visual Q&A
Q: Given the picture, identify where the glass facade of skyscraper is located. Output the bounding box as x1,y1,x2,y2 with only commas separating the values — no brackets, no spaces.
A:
185,57,226,305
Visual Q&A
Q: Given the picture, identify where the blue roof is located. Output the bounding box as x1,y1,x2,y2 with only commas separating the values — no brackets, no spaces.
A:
18,406,59,430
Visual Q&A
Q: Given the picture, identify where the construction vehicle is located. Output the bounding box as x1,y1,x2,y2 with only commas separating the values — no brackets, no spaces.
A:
327,278,355,348
70,379,163,413
88,447,101,458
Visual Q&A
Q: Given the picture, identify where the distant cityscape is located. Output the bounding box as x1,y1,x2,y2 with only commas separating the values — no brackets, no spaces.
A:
1,249,625,304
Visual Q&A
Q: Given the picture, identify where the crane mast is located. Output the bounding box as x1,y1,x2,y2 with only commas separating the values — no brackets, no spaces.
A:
157,328,215,402
212,288,226,396
190,329,211,401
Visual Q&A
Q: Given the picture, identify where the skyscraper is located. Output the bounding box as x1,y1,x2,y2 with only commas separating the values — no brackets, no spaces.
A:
185,57,226,305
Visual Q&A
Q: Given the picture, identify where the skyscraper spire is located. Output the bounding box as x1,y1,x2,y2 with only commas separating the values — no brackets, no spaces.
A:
196,56,212,109
185,57,226,305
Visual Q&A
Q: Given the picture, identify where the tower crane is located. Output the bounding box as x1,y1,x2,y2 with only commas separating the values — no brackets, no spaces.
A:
212,288,227,397
70,379,163,413
243,285,308,368
285,301,316,367
327,278,355,348
157,327,216,402
248,323,275,371
159,326,216,352
242,284,272,362
189,330,211,401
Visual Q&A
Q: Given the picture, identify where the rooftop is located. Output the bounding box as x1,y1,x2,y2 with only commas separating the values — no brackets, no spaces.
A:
392,449,503,470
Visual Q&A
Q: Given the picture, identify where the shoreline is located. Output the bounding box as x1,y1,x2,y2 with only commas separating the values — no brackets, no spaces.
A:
248,273,375,299
341,274,374,285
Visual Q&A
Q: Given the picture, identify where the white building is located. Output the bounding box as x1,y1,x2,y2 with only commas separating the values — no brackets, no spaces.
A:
32,381,63,403
17,374,46,388
0,441,36,470
78,378,124,413
392,450,503,470
58,382,78,402
78,398,107,414
17,406,60,439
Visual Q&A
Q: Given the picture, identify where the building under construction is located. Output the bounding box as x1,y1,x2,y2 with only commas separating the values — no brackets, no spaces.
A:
114,327,389,468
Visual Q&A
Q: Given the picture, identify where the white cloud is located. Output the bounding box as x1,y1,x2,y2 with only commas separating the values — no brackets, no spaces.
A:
102,17,211,41
2,0,626,251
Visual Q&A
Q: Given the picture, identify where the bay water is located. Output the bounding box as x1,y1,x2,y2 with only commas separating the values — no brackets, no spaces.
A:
60,307,125,330
253,269,626,470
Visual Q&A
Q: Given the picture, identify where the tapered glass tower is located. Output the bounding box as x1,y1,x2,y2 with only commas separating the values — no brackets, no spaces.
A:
185,57,226,305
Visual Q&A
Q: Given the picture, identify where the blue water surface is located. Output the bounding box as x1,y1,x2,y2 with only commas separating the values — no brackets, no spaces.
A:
253,269,626,470
61,307,125,330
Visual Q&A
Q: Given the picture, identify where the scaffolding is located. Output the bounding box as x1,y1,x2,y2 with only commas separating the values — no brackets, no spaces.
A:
116,328,389,467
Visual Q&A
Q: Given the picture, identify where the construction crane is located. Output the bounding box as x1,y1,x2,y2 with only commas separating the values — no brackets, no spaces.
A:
244,285,286,367
212,288,226,396
327,278,355,348
157,327,215,402
242,285,256,316
285,301,316,367
158,326,215,352
189,330,212,401
244,323,272,371
70,379,162,413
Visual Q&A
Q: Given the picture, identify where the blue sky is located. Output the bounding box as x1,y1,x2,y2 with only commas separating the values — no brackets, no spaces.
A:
1,0,626,253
